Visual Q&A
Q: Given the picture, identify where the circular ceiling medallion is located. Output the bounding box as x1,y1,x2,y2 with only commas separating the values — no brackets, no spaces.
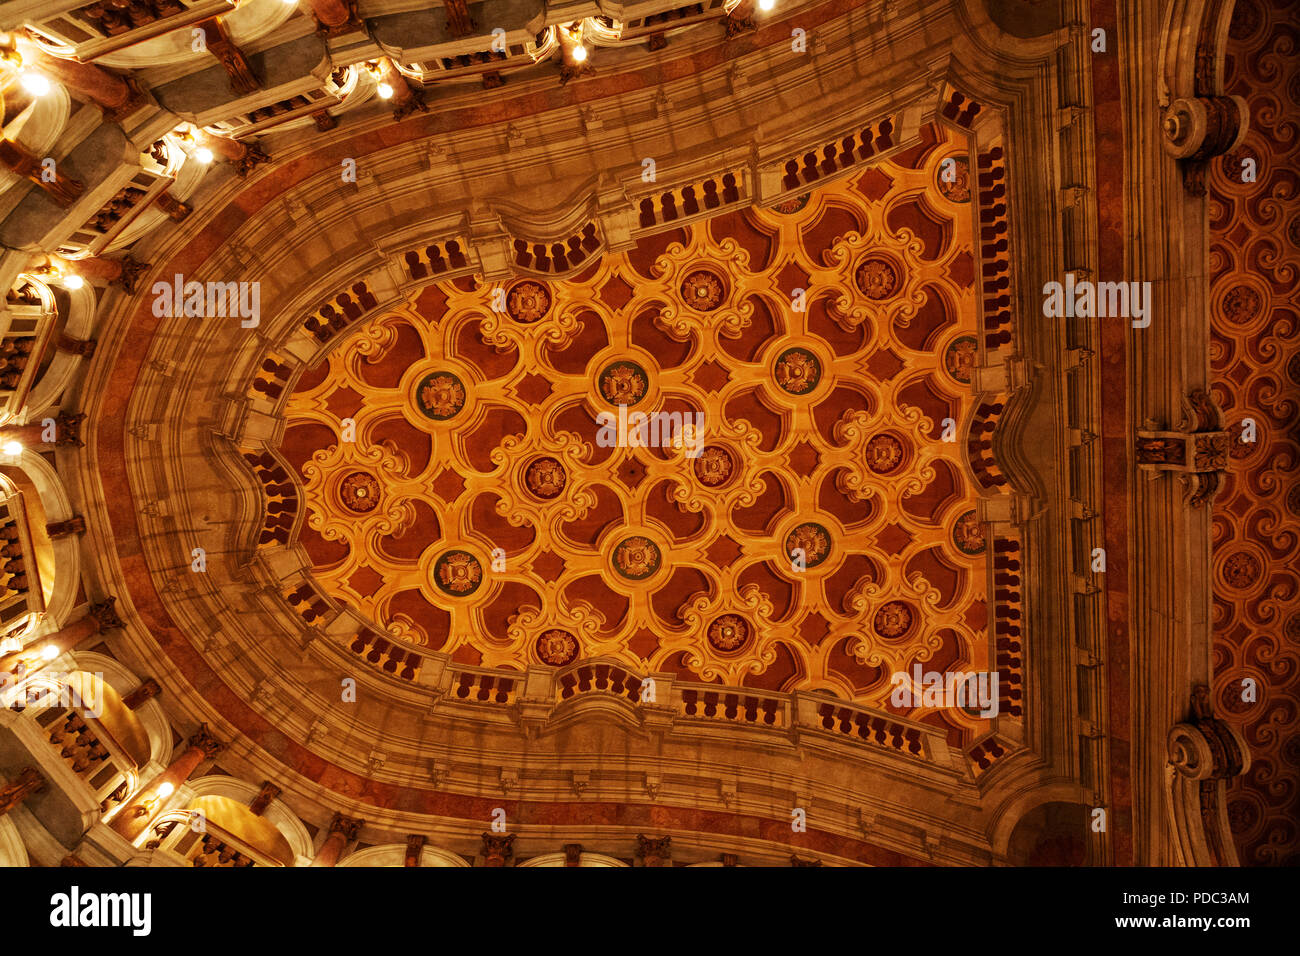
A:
936,155,971,203
612,535,661,580
524,456,567,500
873,601,915,639
1221,285,1263,325
865,433,906,474
772,194,810,215
680,269,726,312
773,347,822,395
339,471,380,513
1221,550,1261,589
854,256,901,300
536,629,579,666
707,614,751,654
415,371,467,420
785,522,832,568
506,279,551,323
432,550,483,595
598,360,649,407
943,335,978,384
693,446,736,487
952,510,986,555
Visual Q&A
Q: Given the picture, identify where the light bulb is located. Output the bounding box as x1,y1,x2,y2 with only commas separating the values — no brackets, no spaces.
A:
20,71,50,96
377,81,393,99
157,782,175,798
572,45,588,63
2,440,22,456
758,0,775,9
41,644,58,660
64,274,84,290
193,146,214,164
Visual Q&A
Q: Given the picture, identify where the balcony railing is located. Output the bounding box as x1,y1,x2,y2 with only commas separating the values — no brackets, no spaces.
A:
0,281,58,429
145,809,283,866
0,489,46,641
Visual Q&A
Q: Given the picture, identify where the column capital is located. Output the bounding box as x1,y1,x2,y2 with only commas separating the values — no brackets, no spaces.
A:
479,832,514,866
327,812,363,841
88,597,124,631
636,834,671,866
187,724,224,761
404,833,424,866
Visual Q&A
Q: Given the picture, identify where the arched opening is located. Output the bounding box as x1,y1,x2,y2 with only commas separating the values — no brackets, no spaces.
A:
146,794,297,867
1005,801,1090,866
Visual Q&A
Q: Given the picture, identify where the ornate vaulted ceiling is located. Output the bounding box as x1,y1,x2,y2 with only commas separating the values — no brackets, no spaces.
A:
278,130,995,742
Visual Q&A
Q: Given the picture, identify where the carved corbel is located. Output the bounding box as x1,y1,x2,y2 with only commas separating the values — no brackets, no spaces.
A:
195,18,260,96
1157,0,1249,194
1136,389,1229,507
1166,684,1250,865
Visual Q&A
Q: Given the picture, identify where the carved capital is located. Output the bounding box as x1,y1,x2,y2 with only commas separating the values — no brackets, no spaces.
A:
480,832,515,866
327,813,363,841
50,412,85,447
187,724,224,760
636,833,671,866
724,1,757,38
233,142,271,178
88,596,124,631
405,833,425,866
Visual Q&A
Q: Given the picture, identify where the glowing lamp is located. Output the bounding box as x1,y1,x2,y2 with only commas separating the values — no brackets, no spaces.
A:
20,71,50,96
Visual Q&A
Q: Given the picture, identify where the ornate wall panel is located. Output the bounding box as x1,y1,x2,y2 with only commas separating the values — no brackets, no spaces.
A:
1208,0,1300,867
